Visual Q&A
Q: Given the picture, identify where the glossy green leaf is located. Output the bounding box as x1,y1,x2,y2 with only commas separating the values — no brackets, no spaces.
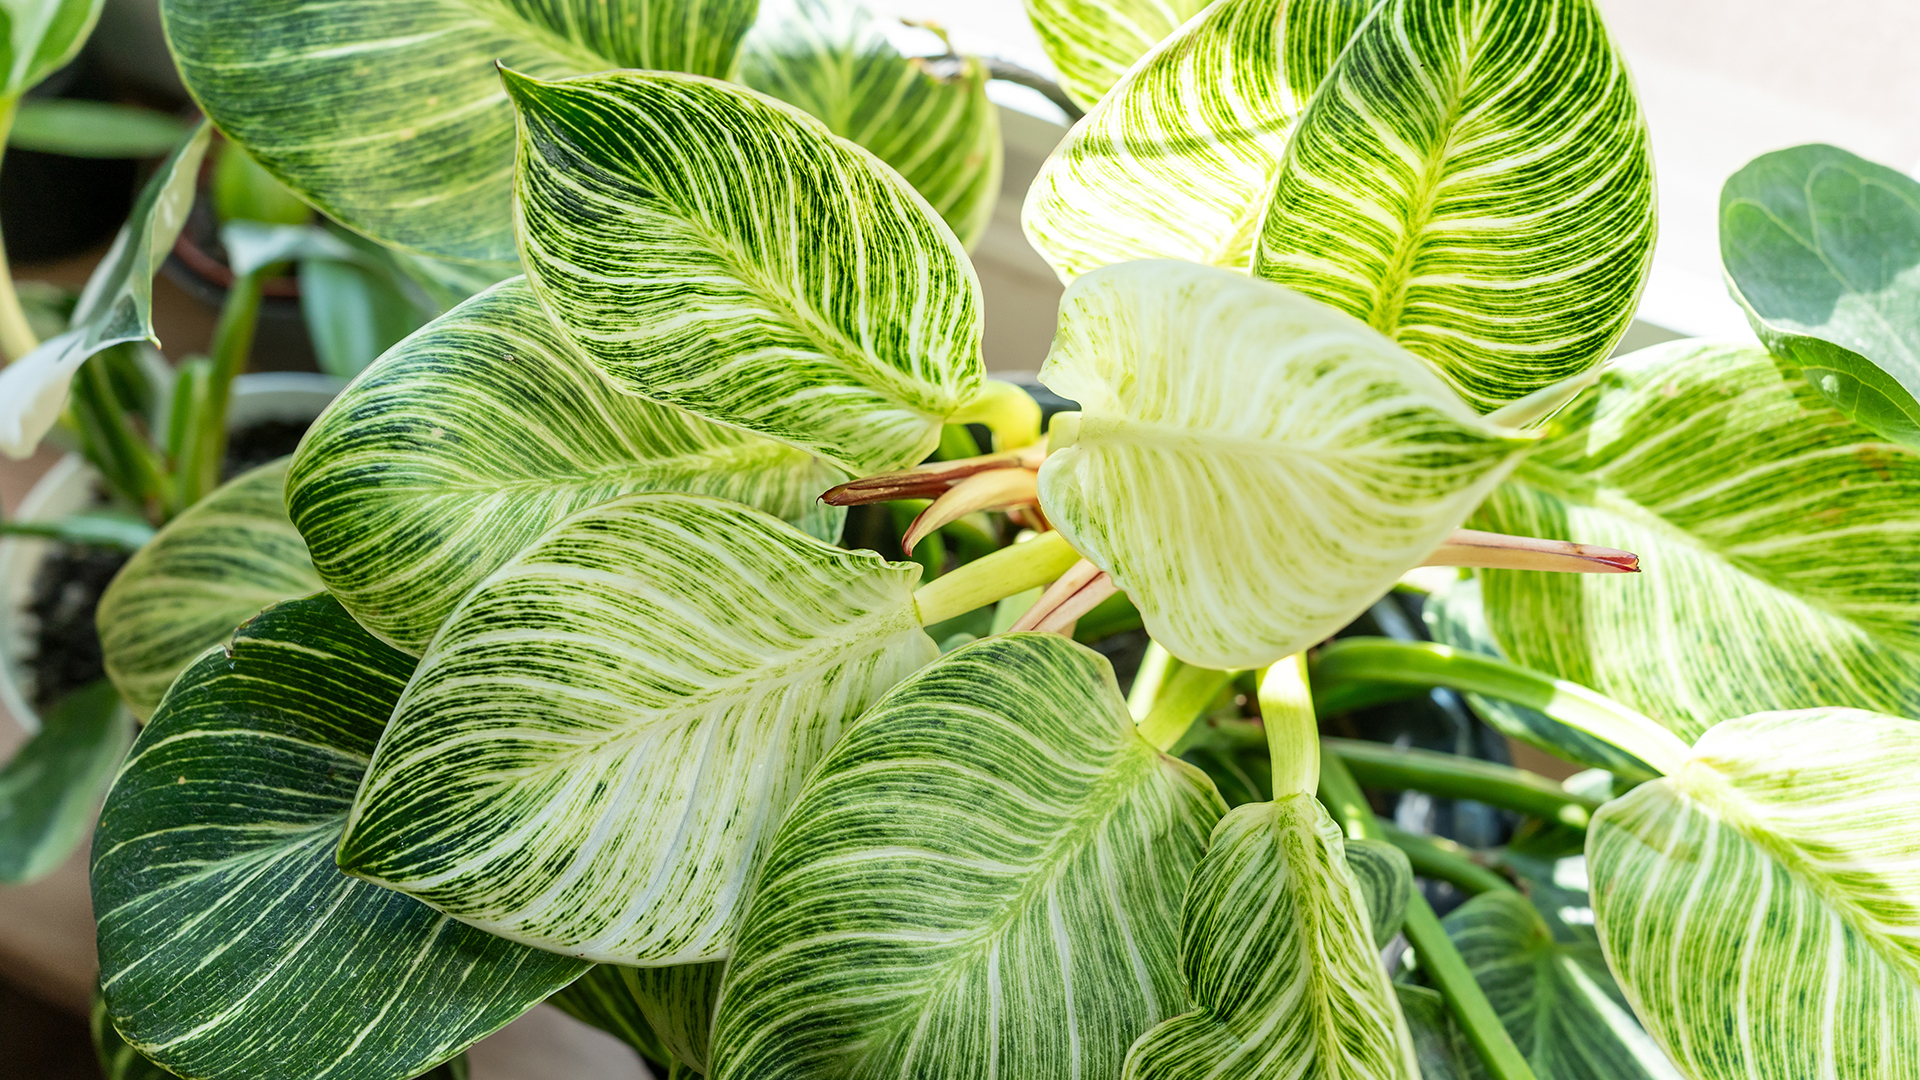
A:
739,0,1003,248
337,494,937,963
1349,836,1413,948
8,99,190,157
1474,340,1920,740
1589,709,1920,1079
1396,985,1482,1080
0,681,130,883
1023,0,1369,283
92,994,173,1080
1,0,102,97
510,68,983,474
1721,143,1920,447
300,257,427,380
0,509,154,549
1444,890,1680,1080
162,0,757,261
1122,795,1418,1080
93,596,586,1080
1253,0,1655,412
97,458,322,719
1022,0,1210,110
711,633,1224,1079
0,122,208,458
554,962,723,1072
287,279,846,654
1037,260,1533,669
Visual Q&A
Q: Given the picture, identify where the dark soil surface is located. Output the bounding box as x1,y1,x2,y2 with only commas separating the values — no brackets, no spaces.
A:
221,419,309,481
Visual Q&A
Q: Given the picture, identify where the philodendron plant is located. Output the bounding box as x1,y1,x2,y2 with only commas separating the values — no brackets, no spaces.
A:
77,0,1920,1079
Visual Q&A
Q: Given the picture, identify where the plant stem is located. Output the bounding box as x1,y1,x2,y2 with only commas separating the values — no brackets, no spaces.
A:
1376,820,1514,896
949,378,1041,451
1317,753,1538,1080
1311,638,1688,777
0,95,42,363
1259,655,1317,796
1324,737,1601,829
1127,640,1175,719
912,529,1078,625
1136,662,1231,751
180,269,264,504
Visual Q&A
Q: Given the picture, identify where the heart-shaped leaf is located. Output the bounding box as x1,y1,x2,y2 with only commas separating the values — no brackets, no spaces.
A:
1037,260,1534,669
337,493,938,963
161,0,757,261
739,0,1003,249
1721,143,1920,447
93,596,585,1080
0,681,130,883
287,278,847,654
711,633,1224,1079
2,0,103,99
1023,0,1210,110
1023,0,1371,283
553,962,723,1073
1473,340,1920,740
1444,890,1680,1080
1122,795,1420,1080
509,68,984,475
98,458,322,718
1252,0,1655,411
1588,709,1920,1079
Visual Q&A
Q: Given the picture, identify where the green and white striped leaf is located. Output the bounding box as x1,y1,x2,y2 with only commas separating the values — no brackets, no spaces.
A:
92,993,173,1080
510,68,983,475
738,0,1003,249
1473,340,1920,740
1721,144,1920,447
1396,986,1482,1080
2,0,102,98
1037,260,1534,669
97,458,322,719
1588,708,1920,1079
548,968,674,1066
553,962,723,1072
710,633,1224,1079
161,0,757,262
287,278,846,654
1444,890,1680,1080
1023,0,1370,283
0,681,130,884
1252,0,1656,412
93,596,585,1080
337,493,937,964
1122,795,1418,1080
1022,0,1210,111
1349,836,1413,948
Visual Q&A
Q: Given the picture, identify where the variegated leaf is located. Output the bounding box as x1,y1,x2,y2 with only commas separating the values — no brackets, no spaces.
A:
553,962,722,1072
738,0,1003,249
710,633,1225,1080
2,0,102,98
510,68,983,475
1022,0,1211,110
1348,836,1413,948
161,0,757,261
548,968,674,1066
0,681,131,884
1023,0,1370,283
98,458,322,719
1397,986,1482,1080
1122,795,1419,1080
1473,340,1920,740
1253,0,1656,412
93,596,585,1080
92,993,174,1080
1444,890,1680,1080
1588,709,1920,1079
337,493,938,964
287,278,846,654
1037,260,1534,669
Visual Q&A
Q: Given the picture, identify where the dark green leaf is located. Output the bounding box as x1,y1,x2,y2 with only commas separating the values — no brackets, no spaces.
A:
9,99,192,158
0,681,130,883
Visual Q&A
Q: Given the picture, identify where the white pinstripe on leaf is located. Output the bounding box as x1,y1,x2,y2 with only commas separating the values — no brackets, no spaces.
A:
1022,0,1212,110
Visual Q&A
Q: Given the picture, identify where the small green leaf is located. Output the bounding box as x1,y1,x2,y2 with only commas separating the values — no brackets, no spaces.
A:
213,139,313,225
1589,709,1920,1079
1024,0,1371,282
1021,0,1210,110
93,596,586,1080
711,633,1224,1080
97,458,322,719
1253,0,1656,411
1121,795,1419,1080
0,123,210,458
1721,143,1920,447
548,968,673,1066
555,963,724,1073
288,278,848,654
0,681,130,883
299,256,428,380
1444,890,1680,1080
92,993,173,1080
1,0,104,98
1037,260,1533,669
739,0,1004,249
1349,837,1413,948
509,68,983,474
0,509,154,550
8,99,191,157
337,494,937,963
1395,985,1483,1080
1474,340,1920,740
162,0,758,261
